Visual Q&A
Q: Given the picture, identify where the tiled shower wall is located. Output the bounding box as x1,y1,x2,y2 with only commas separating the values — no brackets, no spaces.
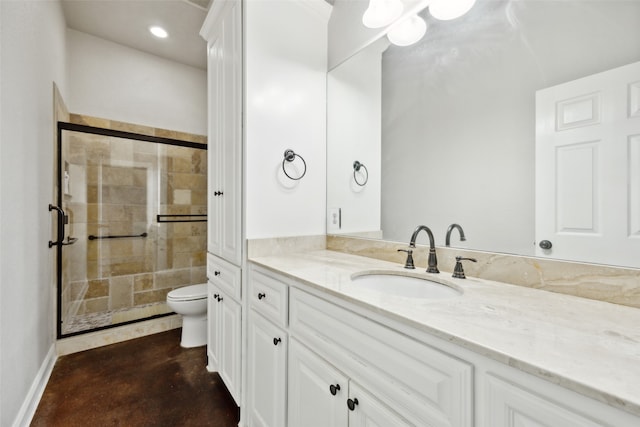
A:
61,114,207,331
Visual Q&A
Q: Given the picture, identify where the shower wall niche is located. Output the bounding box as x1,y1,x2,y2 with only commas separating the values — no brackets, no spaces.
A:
57,119,207,337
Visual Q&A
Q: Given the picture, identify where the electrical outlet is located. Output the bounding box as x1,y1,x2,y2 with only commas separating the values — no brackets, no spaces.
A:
327,207,341,232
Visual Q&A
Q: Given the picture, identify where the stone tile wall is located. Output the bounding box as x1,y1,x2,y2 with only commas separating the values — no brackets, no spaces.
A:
60,114,207,333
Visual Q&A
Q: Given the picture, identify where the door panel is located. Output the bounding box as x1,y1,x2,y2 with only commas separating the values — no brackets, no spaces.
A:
536,61,640,267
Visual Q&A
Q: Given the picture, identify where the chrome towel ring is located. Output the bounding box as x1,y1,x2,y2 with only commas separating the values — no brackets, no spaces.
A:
282,149,307,180
353,160,368,186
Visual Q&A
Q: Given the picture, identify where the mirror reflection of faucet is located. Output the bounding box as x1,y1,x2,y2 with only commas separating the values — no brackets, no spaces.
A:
445,223,466,247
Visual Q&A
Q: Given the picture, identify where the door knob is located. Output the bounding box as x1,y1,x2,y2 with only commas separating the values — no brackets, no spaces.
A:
539,240,552,250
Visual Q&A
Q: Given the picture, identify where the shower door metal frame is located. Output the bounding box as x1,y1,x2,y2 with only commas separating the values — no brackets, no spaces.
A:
55,121,207,339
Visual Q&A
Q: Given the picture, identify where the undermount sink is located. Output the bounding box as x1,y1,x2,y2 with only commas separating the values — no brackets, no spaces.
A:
351,272,462,299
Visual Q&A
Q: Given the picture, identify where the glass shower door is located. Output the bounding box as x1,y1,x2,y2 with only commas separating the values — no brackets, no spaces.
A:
55,122,207,337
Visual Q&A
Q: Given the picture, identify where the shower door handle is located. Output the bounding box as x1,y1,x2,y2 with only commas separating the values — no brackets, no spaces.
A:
48,204,76,247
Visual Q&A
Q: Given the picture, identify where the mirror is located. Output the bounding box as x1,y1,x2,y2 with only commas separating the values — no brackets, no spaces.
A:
327,0,640,268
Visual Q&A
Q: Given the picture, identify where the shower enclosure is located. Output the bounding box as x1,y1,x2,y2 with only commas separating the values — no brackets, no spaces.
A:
51,122,207,337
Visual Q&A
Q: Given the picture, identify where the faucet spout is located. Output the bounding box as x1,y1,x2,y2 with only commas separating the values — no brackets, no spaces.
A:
445,223,466,247
409,225,439,273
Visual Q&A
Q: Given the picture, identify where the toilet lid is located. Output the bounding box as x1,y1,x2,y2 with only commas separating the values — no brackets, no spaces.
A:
167,283,207,301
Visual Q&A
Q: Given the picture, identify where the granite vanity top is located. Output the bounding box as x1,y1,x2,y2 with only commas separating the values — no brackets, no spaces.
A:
249,250,640,417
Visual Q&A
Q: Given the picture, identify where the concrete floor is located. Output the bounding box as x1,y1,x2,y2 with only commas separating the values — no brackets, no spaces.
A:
31,329,239,426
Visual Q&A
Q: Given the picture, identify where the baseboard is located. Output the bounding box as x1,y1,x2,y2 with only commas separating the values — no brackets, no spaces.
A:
12,344,57,427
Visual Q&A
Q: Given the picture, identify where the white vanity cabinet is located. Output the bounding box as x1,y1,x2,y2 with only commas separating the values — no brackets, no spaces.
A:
246,310,287,427
289,287,473,427
207,254,242,405
288,338,413,427
246,266,290,427
201,0,244,408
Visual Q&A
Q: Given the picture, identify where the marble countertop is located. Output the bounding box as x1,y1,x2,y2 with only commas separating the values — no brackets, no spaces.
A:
249,250,640,417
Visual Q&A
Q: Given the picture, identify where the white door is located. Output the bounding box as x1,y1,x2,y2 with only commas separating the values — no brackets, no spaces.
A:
247,310,287,427
206,0,242,266
484,374,605,427
219,290,242,405
535,61,640,266
288,338,348,427
347,381,414,427
207,283,221,371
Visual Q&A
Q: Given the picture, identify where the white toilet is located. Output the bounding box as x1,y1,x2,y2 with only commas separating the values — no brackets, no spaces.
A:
166,283,208,348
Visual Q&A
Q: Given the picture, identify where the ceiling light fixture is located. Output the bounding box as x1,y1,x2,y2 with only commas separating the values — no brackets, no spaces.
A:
362,0,404,29
149,26,168,39
429,0,477,21
387,14,427,46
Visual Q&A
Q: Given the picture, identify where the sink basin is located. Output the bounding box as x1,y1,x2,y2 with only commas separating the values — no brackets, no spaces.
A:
351,272,462,299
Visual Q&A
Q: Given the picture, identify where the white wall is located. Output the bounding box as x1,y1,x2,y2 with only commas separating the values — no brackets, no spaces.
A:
326,38,387,236
245,0,330,239
0,1,67,425
67,29,207,135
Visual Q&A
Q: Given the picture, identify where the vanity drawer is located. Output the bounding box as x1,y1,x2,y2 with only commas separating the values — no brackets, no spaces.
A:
248,266,288,328
207,253,241,301
289,287,473,427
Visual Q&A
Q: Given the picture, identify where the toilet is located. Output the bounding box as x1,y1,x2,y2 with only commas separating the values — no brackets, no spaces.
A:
166,283,208,348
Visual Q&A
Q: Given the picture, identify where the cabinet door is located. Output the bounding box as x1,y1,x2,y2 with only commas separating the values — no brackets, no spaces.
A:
485,374,605,427
206,0,242,266
247,310,287,427
288,338,348,427
348,382,414,427
207,282,221,371
219,292,242,405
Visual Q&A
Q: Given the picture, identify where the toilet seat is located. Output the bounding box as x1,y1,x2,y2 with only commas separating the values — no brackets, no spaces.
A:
167,283,207,302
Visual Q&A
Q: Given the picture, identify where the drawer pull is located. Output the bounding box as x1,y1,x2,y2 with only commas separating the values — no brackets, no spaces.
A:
273,337,281,346
347,398,359,411
258,292,266,300
329,384,341,396
214,271,221,276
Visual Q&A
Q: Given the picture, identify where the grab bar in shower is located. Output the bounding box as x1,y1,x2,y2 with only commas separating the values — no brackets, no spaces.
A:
156,214,207,223
88,232,148,241
48,204,78,247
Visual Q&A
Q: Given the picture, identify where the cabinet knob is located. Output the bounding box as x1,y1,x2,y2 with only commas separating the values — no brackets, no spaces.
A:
347,398,359,411
214,271,221,276
214,190,224,196
258,292,266,300
213,294,219,299
217,296,223,302
273,337,281,346
329,384,341,396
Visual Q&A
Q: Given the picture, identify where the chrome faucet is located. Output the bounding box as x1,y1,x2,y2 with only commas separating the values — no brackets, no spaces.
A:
408,225,439,273
445,223,466,247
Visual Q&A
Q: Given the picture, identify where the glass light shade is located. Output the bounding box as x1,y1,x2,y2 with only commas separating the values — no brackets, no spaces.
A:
387,15,427,46
429,0,477,20
149,26,168,38
362,0,404,29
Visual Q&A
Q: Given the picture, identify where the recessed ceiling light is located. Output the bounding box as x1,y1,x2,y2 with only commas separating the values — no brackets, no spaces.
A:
149,26,168,39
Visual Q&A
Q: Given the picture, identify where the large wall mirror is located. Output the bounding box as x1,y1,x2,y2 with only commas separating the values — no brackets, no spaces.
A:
327,0,640,268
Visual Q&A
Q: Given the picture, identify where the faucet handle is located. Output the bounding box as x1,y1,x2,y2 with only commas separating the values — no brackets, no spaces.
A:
397,249,415,269
452,256,477,279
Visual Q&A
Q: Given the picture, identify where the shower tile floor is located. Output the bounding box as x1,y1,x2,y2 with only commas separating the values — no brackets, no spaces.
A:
63,302,172,334
31,329,239,426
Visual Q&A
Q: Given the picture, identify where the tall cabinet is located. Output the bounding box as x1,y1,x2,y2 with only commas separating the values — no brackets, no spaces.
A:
200,0,243,407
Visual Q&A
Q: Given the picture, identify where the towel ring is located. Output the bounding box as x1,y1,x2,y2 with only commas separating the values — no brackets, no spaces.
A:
282,149,307,180
353,161,368,186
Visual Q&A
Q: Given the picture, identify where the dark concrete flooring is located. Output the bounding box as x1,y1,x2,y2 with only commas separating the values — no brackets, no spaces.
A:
31,329,239,426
